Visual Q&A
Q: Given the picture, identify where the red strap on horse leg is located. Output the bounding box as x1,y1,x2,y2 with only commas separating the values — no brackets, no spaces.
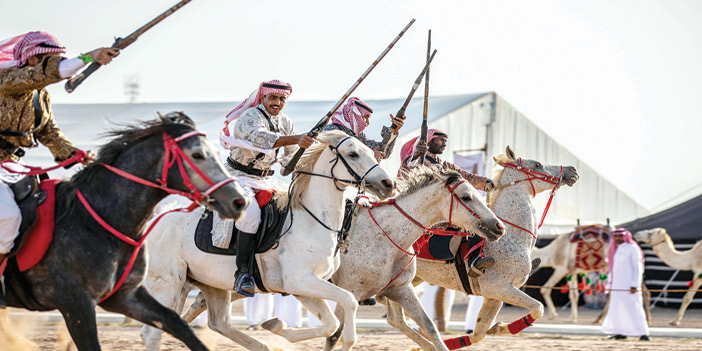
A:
444,335,472,350
507,314,536,334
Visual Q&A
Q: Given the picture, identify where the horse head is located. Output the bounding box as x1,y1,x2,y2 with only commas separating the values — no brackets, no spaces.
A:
158,112,248,220
634,227,667,246
492,145,579,196
312,130,395,199
435,168,505,242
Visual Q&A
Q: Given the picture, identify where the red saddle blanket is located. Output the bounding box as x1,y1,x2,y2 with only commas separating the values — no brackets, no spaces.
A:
16,179,60,272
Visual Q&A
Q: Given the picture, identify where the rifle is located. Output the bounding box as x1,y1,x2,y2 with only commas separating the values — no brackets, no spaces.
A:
379,49,437,155
419,30,431,164
65,0,193,93
280,19,416,176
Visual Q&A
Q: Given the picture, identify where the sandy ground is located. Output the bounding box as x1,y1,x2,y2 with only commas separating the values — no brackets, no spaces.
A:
3,295,702,350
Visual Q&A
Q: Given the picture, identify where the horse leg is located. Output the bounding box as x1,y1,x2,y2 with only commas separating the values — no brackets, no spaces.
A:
567,276,580,322
57,295,101,351
266,295,339,342
384,285,448,351
323,303,345,351
434,287,447,332
139,266,189,350
100,286,207,351
670,277,701,326
443,298,502,348
540,266,568,319
182,291,208,323
196,285,272,351
484,285,544,336
263,274,357,350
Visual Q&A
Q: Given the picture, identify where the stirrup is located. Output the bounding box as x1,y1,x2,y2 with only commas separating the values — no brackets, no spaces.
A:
468,256,495,278
235,274,256,297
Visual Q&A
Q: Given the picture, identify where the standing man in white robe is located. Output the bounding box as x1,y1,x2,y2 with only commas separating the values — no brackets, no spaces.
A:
601,228,649,341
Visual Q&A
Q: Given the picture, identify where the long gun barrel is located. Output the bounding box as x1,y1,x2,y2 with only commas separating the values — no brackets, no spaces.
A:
280,19,416,176
65,0,193,93
419,30,432,164
380,49,437,155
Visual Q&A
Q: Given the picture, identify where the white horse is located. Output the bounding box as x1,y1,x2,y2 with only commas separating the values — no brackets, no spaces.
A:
181,166,506,351
140,131,395,351
386,146,579,348
634,227,702,326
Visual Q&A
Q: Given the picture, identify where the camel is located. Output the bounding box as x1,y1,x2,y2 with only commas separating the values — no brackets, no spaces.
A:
384,146,579,348
530,224,611,322
634,227,702,326
140,131,396,351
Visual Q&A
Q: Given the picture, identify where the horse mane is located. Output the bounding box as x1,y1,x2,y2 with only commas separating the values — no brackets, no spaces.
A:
395,165,463,199
55,112,197,220
275,130,349,210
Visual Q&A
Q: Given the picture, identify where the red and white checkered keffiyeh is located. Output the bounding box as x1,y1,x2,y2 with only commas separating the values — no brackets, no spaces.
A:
0,31,65,72
219,79,292,149
400,128,446,164
330,97,373,135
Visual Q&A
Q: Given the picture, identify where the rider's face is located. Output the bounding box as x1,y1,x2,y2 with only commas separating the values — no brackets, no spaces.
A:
428,135,448,154
262,93,287,116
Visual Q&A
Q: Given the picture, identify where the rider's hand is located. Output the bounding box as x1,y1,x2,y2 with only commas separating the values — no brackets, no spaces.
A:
485,179,495,193
414,141,428,157
87,48,119,65
372,147,385,162
82,150,96,165
390,114,404,134
297,134,315,149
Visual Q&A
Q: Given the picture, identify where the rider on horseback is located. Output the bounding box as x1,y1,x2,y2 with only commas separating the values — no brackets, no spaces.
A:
0,32,116,307
219,79,315,297
399,128,496,277
322,96,405,162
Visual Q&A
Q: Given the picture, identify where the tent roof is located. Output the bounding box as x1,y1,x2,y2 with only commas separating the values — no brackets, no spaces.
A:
618,193,702,241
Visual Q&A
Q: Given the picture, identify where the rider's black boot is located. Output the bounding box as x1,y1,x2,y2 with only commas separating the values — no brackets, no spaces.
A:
468,256,495,278
234,232,257,297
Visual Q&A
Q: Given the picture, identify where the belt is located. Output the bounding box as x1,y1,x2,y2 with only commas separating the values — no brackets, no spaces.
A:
227,157,274,177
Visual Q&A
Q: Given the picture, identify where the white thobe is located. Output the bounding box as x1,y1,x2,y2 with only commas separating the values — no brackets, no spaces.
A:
601,243,649,336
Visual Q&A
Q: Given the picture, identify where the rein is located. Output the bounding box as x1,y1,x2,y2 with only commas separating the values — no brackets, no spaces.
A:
366,179,481,293
491,158,563,239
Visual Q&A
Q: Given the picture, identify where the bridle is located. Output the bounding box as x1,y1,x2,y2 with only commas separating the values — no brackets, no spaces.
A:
491,158,563,238
78,130,236,303
294,136,380,190
367,179,483,293
292,136,382,246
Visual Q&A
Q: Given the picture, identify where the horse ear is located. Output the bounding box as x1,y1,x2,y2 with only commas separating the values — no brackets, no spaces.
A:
160,111,195,127
505,146,516,160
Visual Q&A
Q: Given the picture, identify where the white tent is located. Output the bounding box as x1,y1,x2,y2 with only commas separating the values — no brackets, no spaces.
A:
25,92,646,234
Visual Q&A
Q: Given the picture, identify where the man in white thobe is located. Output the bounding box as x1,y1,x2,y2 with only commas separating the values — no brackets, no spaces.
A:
601,228,649,340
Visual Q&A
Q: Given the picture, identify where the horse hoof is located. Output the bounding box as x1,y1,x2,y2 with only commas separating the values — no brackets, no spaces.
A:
261,318,285,333
669,320,680,326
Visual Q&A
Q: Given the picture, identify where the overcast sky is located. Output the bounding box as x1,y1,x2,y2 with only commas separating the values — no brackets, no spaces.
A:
2,0,701,211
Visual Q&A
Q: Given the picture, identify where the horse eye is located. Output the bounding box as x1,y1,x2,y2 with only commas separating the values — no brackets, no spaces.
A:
348,152,359,159
461,195,472,202
535,162,542,168
192,152,204,160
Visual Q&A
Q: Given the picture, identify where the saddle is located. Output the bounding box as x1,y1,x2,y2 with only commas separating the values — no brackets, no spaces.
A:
194,193,289,292
1,177,61,310
413,228,487,295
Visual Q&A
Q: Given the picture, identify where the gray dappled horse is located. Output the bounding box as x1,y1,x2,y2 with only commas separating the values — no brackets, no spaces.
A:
2,113,247,351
